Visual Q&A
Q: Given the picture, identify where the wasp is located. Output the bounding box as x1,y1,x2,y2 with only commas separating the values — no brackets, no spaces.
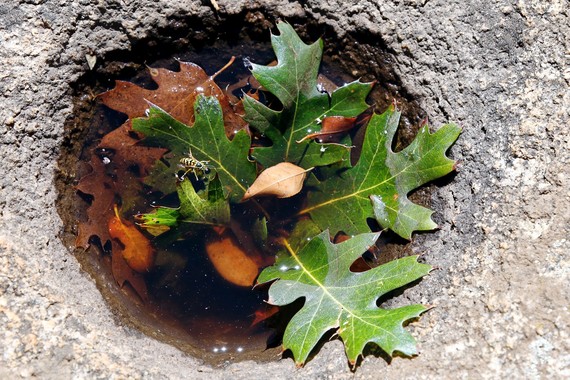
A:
178,149,212,180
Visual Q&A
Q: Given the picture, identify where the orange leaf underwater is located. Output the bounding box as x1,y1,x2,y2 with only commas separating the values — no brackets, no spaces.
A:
205,228,262,287
108,205,155,273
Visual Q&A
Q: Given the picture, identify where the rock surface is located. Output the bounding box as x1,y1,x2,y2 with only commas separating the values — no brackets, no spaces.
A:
1,0,568,378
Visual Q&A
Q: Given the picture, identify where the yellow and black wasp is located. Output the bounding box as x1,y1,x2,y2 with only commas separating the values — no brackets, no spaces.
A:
178,148,213,180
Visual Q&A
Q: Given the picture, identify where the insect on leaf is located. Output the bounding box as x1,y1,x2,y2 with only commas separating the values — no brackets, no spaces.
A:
257,230,432,366
302,104,461,239
132,95,256,202
243,22,373,169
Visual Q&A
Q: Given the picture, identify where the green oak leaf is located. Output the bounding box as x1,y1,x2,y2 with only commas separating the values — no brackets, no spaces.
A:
136,177,230,235
274,218,321,260
257,230,431,366
132,94,256,202
178,177,230,226
243,22,373,169
143,157,177,195
301,104,461,239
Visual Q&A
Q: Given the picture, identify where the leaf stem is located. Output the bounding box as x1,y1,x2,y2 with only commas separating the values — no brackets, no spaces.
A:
211,56,236,79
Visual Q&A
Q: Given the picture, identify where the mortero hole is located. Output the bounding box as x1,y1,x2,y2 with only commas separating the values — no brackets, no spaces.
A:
56,16,427,366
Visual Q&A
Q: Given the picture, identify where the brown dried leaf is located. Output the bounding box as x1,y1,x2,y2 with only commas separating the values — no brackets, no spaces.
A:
242,162,312,201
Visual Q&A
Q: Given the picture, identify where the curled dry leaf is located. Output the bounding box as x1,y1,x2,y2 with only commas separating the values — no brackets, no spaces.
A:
205,228,262,287
108,205,155,273
242,162,312,201
296,116,357,143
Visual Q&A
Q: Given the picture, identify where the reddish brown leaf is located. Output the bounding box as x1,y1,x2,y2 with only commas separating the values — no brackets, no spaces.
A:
108,205,155,273
251,305,280,327
99,59,247,136
75,157,115,249
75,124,166,249
297,116,357,143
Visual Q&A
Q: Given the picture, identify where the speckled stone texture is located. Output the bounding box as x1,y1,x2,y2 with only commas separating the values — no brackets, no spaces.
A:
1,0,568,378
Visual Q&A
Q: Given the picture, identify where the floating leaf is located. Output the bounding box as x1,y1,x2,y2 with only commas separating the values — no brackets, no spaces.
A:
108,205,155,273
132,95,256,202
242,162,312,201
257,230,431,366
302,104,461,239
243,22,373,169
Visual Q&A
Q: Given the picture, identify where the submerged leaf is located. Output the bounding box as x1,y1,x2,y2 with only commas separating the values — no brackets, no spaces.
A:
75,125,166,249
136,176,230,235
132,95,256,202
178,177,230,226
243,22,373,169
206,228,262,287
257,230,431,366
302,104,461,239
251,217,268,247
136,206,179,236
108,205,155,273
242,162,312,201
250,304,280,327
